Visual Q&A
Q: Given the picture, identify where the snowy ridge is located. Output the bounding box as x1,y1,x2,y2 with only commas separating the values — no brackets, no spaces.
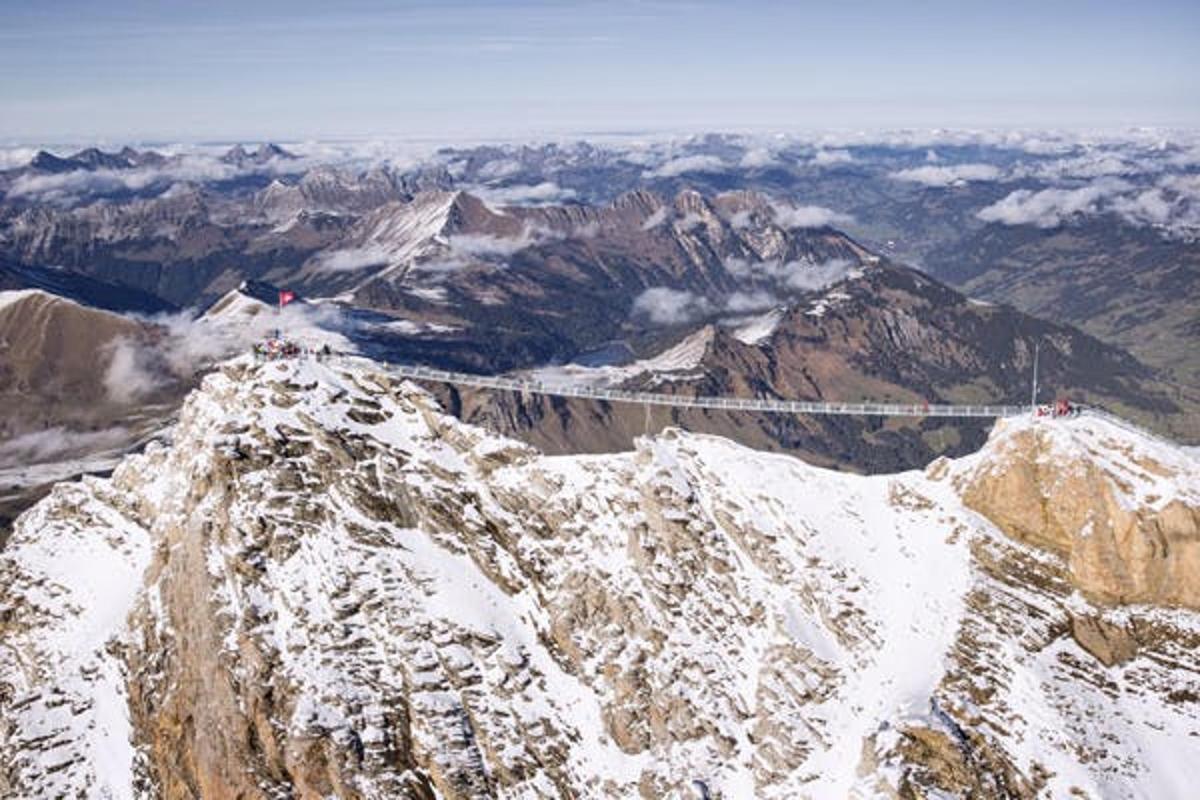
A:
0,356,1197,797
0,288,51,312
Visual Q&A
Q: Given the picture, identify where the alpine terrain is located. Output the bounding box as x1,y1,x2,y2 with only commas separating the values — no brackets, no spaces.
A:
2,355,1197,798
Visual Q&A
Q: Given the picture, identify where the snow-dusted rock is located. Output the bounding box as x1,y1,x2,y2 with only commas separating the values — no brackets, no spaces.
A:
1,356,1197,798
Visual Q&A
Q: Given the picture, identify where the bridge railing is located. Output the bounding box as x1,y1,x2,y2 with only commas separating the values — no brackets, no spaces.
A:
372,361,1029,420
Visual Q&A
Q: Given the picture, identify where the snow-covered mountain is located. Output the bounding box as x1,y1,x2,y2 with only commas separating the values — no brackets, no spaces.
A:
2,354,1197,798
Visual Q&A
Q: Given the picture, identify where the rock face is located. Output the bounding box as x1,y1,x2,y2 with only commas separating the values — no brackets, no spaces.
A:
1,357,1199,798
960,415,1200,608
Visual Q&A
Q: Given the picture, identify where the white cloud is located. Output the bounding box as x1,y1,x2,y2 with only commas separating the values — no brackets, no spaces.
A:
724,256,857,292
812,149,853,165
473,181,575,206
723,289,779,313
476,158,522,180
772,202,853,229
740,148,777,168
6,152,308,205
644,154,725,178
1112,189,1174,226
0,146,39,169
890,163,1002,186
675,212,706,231
101,302,350,403
411,257,470,275
1023,152,1139,181
311,244,392,273
631,287,713,325
728,210,754,230
447,231,534,257
641,207,669,230
0,425,131,468
103,337,166,403
783,258,857,292
976,179,1129,228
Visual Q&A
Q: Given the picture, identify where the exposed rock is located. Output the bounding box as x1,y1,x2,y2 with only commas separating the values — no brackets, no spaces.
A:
959,418,1200,608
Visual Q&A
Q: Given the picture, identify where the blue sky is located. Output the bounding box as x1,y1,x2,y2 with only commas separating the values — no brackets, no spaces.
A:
2,0,1198,142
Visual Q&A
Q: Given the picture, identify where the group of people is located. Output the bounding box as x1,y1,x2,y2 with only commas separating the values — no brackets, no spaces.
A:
1035,398,1079,418
251,334,334,362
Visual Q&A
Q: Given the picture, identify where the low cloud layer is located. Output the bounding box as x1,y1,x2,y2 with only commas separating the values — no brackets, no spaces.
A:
311,244,393,273
740,148,778,168
644,154,726,178
0,425,131,468
772,203,853,229
890,163,1003,187
812,149,853,165
725,256,857,292
473,181,576,206
7,152,307,205
976,179,1129,228
633,256,858,327
631,287,714,325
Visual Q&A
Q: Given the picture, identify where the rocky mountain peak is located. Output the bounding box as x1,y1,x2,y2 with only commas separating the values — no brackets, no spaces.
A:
2,356,1197,797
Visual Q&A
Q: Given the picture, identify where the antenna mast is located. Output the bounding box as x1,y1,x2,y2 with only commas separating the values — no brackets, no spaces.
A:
1030,341,1040,412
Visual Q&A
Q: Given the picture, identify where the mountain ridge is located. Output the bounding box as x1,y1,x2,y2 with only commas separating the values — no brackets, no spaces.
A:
1,354,1196,797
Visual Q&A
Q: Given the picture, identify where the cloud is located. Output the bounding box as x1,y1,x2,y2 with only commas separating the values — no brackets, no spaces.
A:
101,301,350,403
740,148,777,168
1112,188,1174,226
311,244,393,273
641,207,669,230
411,257,470,275
890,163,1002,186
724,256,857,292
1111,173,1200,231
812,149,853,165
631,287,714,325
0,425,131,468
723,289,779,313
476,158,522,180
675,212,706,231
772,203,853,229
1024,152,1140,181
473,181,575,206
0,146,39,169
447,231,535,257
976,179,1129,228
644,154,725,178
104,337,166,403
783,258,857,291
6,152,308,205
727,210,754,230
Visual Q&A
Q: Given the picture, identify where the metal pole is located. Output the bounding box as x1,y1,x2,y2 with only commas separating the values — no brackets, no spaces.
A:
1031,341,1040,412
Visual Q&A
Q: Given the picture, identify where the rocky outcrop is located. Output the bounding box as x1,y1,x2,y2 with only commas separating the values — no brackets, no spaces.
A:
959,417,1200,608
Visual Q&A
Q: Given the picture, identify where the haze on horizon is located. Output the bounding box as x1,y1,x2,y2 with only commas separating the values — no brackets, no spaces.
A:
2,0,1198,143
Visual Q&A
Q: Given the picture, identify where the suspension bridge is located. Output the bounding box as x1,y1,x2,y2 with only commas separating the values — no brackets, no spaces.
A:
376,362,1035,419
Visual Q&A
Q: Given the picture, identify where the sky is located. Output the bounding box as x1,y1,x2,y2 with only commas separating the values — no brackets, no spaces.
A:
2,0,1198,143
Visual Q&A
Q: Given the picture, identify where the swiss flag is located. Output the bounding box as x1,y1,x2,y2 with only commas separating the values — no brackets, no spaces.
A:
278,290,296,308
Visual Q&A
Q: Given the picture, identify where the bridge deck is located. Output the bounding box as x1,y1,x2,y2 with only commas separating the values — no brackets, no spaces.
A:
376,362,1030,419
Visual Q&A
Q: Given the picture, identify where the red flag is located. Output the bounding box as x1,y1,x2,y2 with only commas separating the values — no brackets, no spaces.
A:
278,290,296,308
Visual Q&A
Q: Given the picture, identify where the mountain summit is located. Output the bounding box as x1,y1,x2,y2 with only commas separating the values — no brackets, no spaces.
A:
2,355,1196,798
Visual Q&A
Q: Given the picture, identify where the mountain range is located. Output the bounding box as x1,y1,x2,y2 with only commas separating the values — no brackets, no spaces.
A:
1,140,1197,536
